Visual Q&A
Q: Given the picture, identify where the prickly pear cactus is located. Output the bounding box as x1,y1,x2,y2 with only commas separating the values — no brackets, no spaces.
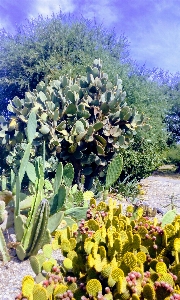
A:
1,59,148,187
18,195,180,299
105,154,123,190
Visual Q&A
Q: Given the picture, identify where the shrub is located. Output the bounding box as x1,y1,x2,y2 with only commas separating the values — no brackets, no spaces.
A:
163,145,180,172
0,12,129,117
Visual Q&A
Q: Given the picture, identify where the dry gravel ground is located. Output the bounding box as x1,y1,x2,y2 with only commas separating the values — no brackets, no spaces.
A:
0,171,180,299
140,173,180,214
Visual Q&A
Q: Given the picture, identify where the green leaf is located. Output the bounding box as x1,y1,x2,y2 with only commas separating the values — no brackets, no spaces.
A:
82,167,93,175
57,185,66,209
65,207,87,221
161,209,177,228
67,90,75,103
94,134,107,147
12,96,22,108
0,116,6,123
47,211,64,233
38,91,47,102
56,121,66,132
54,162,63,194
27,111,37,143
56,217,77,230
19,143,31,185
97,143,105,155
118,135,125,146
63,163,74,187
26,162,36,183
66,104,77,115
75,120,84,134
44,179,53,191
105,154,123,190
93,122,103,131
15,175,21,217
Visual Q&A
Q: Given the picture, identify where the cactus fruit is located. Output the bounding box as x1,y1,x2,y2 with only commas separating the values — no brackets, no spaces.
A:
18,197,180,300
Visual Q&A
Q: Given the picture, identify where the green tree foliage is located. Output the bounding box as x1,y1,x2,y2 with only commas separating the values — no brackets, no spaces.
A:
164,79,180,144
0,12,171,184
122,132,165,181
163,144,180,172
0,13,129,117
165,103,180,144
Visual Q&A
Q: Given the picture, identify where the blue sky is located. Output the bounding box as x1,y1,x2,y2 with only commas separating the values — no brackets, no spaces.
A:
0,0,180,74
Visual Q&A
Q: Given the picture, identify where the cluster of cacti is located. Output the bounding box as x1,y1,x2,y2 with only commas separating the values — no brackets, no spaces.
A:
1,111,96,262
0,59,149,187
17,197,180,299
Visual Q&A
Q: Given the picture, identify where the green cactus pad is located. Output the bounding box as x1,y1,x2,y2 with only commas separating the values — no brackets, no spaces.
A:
63,257,73,270
86,279,102,297
21,275,34,298
29,256,42,275
42,244,52,258
33,285,48,300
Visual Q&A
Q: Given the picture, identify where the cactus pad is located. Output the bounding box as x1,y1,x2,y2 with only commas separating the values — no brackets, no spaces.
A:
22,275,34,297
143,283,156,300
63,257,73,270
42,244,52,258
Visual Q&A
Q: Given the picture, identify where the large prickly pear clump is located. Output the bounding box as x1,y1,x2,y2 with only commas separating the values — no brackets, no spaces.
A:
0,59,148,186
17,198,180,300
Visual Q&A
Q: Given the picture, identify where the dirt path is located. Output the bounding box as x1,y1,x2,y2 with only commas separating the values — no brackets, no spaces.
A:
140,172,180,214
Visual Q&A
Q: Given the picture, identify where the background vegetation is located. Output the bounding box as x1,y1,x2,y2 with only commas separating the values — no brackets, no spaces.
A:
0,11,179,191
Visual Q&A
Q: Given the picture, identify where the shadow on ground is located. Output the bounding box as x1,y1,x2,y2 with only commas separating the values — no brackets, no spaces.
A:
152,164,180,178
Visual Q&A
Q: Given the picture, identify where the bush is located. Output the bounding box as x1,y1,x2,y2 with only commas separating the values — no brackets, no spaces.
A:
0,12,129,117
163,145,180,171
121,132,164,181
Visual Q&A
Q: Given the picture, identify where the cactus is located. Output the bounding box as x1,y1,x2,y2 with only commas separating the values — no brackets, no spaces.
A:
86,279,102,297
161,209,177,228
16,199,50,260
19,196,180,300
0,200,5,223
2,60,148,189
105,154,123,190
21,275,35,298
0,227,10,262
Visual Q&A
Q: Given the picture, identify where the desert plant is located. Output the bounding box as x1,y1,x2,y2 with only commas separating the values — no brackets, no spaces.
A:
17,197,180,300
0,59,149,189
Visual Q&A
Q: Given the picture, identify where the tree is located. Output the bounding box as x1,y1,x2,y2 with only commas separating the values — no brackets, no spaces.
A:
0,12,129,117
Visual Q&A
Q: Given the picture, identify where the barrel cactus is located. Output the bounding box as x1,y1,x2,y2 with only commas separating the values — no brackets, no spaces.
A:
0,59,149,187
